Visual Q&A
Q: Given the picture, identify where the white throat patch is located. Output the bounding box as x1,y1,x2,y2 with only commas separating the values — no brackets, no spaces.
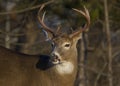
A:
55,61,74,75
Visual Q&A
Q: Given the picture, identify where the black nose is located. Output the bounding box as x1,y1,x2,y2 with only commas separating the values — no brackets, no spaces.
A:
51,53,61,63
51,53,58,59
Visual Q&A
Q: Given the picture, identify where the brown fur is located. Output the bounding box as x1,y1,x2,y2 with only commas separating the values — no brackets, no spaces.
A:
0,36,78,86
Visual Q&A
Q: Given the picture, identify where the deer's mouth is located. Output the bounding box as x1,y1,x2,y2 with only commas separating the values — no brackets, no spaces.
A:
50,56,64,65
52,59,59,64
51,58,62,65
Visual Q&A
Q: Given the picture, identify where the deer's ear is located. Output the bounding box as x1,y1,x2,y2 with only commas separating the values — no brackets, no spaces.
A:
69,31,82,42
43,30,54,41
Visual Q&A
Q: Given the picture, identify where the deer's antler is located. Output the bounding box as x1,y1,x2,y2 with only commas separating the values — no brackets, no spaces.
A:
70,6,90,37
38,4,55,36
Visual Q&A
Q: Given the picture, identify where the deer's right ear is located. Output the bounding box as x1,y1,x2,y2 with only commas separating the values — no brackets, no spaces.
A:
69,29,82,42
43,29,54,41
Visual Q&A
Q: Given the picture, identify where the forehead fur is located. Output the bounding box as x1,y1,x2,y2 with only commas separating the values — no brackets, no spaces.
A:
53,34,71,43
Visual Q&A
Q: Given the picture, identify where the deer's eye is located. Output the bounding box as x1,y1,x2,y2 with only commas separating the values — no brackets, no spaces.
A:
64,44,70,47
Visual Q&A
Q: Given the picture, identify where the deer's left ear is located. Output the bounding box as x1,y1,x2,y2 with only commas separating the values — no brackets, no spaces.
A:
43,29,54,41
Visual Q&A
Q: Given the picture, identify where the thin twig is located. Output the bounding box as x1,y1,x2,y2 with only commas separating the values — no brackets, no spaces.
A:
94,63,107,86
78,64,108,76
0,30,25,36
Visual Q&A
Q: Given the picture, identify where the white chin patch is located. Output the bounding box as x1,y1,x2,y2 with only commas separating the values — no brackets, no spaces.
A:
55,61,74,75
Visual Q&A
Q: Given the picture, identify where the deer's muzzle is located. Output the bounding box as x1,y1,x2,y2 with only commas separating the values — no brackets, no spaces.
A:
51,52,62,64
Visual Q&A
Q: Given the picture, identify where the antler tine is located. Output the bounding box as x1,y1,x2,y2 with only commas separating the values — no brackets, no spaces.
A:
56,25,62,35
70,27,74,33
38,4,55,35
83,6,90,31
72,6,90,32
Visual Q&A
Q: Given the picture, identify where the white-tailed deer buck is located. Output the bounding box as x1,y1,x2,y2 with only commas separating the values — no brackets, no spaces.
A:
0,3,90,86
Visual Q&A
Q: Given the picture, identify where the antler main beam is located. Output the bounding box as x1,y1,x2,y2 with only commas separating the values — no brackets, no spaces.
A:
70,6,90,37
73,6,90,31
38,4,55,35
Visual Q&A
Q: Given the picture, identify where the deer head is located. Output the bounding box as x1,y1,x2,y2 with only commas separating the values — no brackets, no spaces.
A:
38,4,90,75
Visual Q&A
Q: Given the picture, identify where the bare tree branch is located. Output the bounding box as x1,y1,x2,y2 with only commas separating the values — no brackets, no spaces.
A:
0,0,53,15
78,35,86,86
104,0,113,86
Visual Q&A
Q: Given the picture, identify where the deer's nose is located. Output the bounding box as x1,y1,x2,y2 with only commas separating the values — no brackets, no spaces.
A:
51,52,61,64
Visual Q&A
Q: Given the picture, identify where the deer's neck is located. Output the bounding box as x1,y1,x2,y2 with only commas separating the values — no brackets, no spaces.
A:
54,61,74,75
43,52,78,86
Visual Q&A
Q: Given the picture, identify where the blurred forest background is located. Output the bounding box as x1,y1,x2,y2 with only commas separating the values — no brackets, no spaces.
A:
0,0,120,86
